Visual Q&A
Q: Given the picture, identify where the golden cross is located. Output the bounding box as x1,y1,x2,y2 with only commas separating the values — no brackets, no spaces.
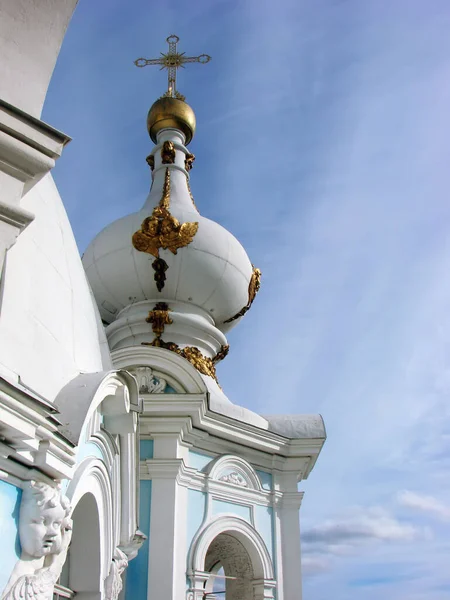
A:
134,35,211,101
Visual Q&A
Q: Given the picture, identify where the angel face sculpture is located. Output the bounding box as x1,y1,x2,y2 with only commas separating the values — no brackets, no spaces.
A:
19,481,71,559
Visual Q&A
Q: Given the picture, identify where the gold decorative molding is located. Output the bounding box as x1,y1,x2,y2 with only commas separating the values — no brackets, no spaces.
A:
185,152,195,171
141,339,229,385
186,176,198,210
161,140,176,164
213,344,229,363
146,154,155,170
146,302,173,338
223,266,261,324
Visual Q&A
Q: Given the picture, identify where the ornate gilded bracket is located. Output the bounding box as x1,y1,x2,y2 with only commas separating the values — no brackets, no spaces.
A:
161,140,176,164
146,302,173,339
185,152,195,171
132,169,199,291
223,266,261,324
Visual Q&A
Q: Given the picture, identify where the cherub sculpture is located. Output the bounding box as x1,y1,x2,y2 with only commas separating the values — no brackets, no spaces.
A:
1,481,72,600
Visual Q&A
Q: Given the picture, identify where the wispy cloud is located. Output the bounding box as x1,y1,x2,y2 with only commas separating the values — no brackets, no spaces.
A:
303,506,423,554
397,491,450,521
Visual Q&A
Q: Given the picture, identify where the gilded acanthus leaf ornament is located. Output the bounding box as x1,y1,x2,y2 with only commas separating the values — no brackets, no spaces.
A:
161,141,175,164
132,168,199,260
146,154,155,170
141,339,229,385
223,266,261,323
146,302,173,338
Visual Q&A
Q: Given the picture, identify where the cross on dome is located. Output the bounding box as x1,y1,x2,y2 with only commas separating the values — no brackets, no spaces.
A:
134,34,211,100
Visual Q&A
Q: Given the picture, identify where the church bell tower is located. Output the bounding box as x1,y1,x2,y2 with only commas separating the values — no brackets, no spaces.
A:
83,35,326,600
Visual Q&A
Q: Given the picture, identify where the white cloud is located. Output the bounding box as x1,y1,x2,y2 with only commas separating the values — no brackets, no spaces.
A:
303,507,423,553
398,491,450,521
301,555,331,576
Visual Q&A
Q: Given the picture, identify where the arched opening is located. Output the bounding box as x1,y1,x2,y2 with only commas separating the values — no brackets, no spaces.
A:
189,517,275,600
62,492,102,600
204,533,254,599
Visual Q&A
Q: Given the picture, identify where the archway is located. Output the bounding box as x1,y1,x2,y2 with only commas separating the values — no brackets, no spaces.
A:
204,533,254,599
188,517,276,600
61,492,102,600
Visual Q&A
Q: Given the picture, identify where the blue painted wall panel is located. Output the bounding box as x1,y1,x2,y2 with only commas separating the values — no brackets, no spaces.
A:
188,450,213,472
254,505,275,562
140,440,154,460
0,480,22,594
187,489,206,546
212,499,251,523
255,469,273,490
125,480,152,600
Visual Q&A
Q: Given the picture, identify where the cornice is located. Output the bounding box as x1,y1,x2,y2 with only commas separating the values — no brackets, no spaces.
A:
140,395,324,469
0,377,76,481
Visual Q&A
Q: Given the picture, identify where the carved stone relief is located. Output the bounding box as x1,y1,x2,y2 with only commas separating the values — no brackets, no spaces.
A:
218,472,248,487
104,548,128,600
130,366,167,394
1,481,72,600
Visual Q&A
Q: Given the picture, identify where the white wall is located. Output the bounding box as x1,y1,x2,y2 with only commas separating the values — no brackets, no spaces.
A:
0,0,78,118
0,173,110,401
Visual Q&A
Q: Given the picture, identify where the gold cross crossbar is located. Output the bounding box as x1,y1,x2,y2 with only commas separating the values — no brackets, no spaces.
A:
134,35,211,100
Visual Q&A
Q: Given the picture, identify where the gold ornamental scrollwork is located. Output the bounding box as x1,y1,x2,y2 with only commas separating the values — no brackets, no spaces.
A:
186,177,198,210
146,154,155,170
223,266,261,324
141,339,229,385
161,140,176,164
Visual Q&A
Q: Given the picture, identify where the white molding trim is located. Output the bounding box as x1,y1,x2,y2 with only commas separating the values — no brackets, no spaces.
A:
66,458,114,581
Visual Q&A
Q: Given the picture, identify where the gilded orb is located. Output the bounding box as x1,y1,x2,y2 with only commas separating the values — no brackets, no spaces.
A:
147,97,196,145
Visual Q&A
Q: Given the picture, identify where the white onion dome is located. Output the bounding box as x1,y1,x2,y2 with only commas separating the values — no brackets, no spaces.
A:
83,99,260,370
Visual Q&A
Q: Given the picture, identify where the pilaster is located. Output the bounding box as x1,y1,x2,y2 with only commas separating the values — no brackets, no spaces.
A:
141,422,191,600
272,470,304,600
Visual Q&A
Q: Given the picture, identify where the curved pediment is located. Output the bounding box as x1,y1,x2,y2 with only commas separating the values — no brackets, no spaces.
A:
206,455,262,492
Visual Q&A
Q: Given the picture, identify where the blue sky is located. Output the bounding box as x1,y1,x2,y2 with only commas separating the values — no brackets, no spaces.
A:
42,1,450,598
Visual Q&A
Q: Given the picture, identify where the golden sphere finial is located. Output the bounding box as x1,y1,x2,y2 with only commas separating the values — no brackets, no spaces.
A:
147,97,196,144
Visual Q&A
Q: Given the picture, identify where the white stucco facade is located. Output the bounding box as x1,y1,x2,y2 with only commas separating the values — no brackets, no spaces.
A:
0,172,110,401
